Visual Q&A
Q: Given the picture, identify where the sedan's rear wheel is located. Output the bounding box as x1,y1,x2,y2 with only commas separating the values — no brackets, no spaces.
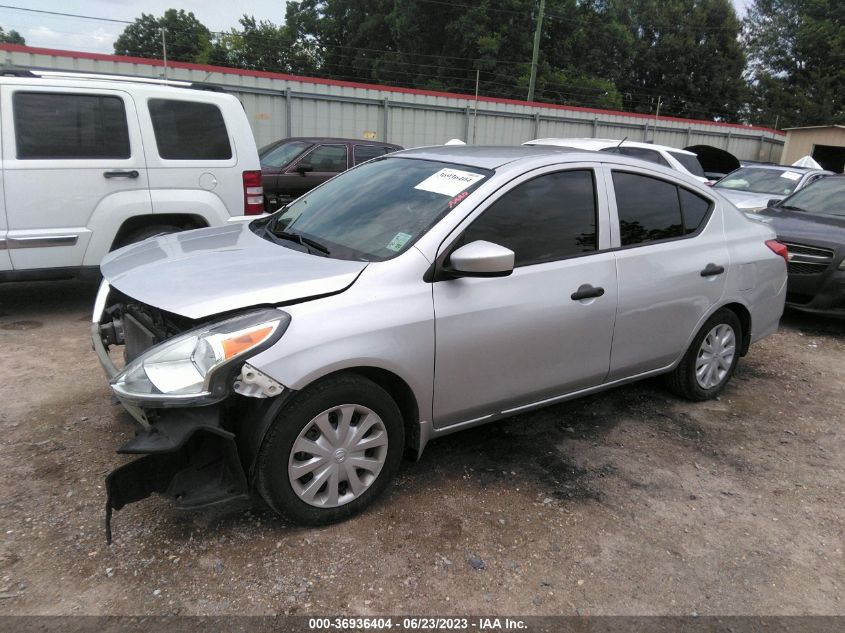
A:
257,374,404,525
666,308,741,401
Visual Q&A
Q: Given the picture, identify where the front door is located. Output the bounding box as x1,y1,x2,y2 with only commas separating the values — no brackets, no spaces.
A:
433,166,618,427
1,86,149,271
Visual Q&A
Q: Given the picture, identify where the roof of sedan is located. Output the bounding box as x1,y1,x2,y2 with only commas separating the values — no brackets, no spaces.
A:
393,144,579,169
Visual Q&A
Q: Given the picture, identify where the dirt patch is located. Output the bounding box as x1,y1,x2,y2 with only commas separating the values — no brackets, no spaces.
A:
0,281,843,616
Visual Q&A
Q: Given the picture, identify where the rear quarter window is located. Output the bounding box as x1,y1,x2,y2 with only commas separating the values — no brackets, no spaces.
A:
148,99,232,160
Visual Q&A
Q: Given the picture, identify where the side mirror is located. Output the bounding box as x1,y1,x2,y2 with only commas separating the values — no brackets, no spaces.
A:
767,198,781,208
296,163,314,175
447,240,515,278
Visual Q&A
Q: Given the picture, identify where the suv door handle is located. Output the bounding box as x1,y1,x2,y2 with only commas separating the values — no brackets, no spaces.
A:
103,170,139,179
571,284,605,301
700,263,725,277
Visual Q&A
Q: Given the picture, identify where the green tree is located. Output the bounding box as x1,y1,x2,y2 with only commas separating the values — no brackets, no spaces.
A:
210,15,317,74
0,27,25,45
114,9,212,64
608,0,747,121
745,0,845,127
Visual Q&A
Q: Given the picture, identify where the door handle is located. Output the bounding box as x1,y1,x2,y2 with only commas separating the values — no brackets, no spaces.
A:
103,170,139,179
700,263,725,277
571,284,605,301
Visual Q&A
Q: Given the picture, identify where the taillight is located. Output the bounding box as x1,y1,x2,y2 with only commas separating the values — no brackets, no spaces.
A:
766,239,789,264
243,170,264,215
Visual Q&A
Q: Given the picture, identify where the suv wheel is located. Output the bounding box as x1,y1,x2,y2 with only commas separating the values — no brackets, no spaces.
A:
257,374,404,525
666,308,741,401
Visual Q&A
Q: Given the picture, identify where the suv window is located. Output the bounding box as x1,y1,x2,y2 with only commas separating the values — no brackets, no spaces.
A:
668,151,706,177
354,145,390,165
302,144,348,172
13,92,130,159
148,99,232,160
462,170,597,267
613,172,711,245
602,146,671,168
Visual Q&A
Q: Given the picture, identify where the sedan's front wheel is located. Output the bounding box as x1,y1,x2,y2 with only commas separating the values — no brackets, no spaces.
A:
257,374,405,525
666,308,741,401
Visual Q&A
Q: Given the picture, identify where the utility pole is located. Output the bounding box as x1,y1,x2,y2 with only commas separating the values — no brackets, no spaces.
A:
472,68,480,143
161,28,168,81
527,0,545,102
652,95,662,142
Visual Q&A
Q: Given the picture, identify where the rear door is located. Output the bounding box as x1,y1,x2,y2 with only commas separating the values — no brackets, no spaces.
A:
604,165,727,380
432,164,618,427
140,95,237,216
1,85,149,270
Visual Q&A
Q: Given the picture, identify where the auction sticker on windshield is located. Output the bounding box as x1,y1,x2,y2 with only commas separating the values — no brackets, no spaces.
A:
780,171,801,181
414,168,485,197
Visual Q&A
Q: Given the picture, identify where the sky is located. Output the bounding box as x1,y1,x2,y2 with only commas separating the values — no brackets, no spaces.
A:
2,0,753,56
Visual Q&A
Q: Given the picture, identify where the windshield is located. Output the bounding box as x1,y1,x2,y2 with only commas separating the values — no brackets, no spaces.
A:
715,167,804,195
779,176,845,216
260,141,311,168
669,151,706,177
256,157,491,261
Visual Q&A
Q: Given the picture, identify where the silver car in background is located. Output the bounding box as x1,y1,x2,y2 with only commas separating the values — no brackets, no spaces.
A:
92,145,787,538
714,164,834,213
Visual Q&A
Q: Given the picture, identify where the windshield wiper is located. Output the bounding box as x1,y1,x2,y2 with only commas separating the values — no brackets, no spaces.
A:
779,204,808,213
270,228,331,255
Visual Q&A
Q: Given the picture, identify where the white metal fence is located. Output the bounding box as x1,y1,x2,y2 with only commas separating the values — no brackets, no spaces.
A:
2,45,785,161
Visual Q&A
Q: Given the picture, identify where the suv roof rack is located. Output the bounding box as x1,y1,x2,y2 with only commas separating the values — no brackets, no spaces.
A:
1,68,225,92
0,68,37,77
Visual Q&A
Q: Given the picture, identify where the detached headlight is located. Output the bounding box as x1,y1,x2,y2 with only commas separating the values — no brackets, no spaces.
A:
111,308,290,406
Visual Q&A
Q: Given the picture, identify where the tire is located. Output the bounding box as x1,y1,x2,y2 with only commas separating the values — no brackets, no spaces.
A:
256,374,405,525
665,308,742,402
118,224,182,248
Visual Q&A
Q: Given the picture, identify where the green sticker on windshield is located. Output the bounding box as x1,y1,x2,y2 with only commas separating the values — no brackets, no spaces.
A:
386,232,412,252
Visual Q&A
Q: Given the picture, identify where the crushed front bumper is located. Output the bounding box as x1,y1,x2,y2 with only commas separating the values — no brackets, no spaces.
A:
105,406,249,543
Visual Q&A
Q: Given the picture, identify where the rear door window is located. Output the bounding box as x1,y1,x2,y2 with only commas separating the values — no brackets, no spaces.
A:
462,169,598,267
612,172,712,245
354,145,390,165
148,99,232,160
13,92,130,159
613,172,683,245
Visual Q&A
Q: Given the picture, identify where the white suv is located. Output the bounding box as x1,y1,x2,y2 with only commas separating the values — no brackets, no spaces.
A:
525,138,710,184
0,71,262,282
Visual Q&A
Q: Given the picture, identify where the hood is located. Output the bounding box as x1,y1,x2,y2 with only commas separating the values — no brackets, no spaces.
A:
100,223,368,319
715,188,780,210
758,208,845,246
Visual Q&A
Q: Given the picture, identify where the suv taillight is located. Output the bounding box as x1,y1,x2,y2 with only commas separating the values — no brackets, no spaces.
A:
766,239,789,264
243,170,264,215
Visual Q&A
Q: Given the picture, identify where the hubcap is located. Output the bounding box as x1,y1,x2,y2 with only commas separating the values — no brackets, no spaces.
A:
695,323,736,390
288,404,388,508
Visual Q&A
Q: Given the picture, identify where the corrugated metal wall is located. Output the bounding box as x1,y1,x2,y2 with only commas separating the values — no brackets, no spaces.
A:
2,45,785,161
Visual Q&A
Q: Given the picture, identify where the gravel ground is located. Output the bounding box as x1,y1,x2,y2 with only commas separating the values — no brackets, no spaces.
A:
0,279,843,616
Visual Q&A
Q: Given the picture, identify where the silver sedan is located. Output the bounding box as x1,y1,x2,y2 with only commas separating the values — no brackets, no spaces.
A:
92,145,787,536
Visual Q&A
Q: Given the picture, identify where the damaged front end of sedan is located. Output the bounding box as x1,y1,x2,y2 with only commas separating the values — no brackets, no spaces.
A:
91,282,292,543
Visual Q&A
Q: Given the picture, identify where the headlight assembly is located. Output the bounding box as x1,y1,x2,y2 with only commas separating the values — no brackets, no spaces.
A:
111,308,290,406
